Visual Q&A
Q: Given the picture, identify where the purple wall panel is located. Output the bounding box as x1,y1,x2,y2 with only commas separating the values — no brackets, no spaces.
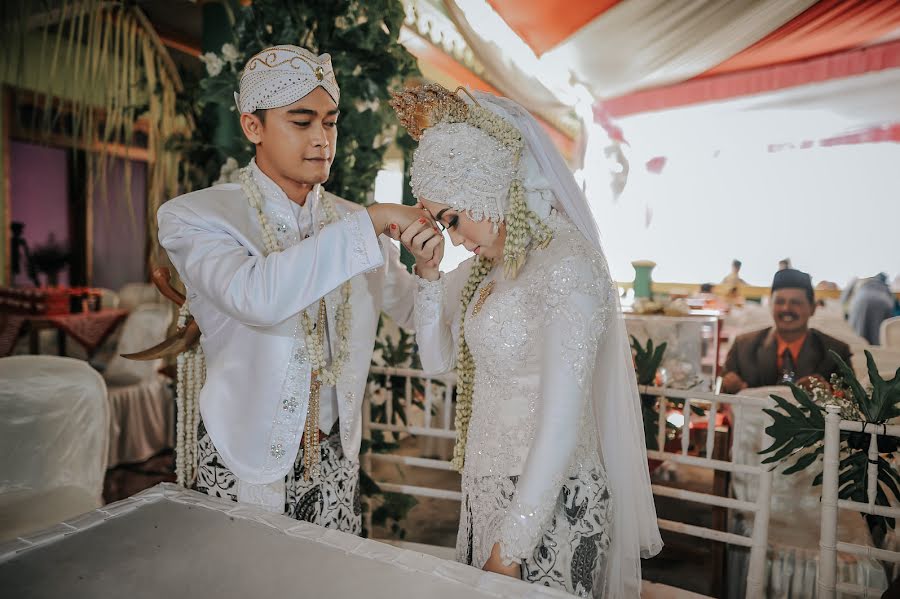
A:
10,142,70,287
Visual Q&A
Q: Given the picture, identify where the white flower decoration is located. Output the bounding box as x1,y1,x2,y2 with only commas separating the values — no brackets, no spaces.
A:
201,52,224,77
220,43,241,64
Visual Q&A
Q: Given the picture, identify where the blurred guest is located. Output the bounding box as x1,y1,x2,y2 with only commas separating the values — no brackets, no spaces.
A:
722,259,747,287
725,286,745,308
722,268,851,393
840,276,860,317
778,258,792,271
849,273,896,344
693,283,720,310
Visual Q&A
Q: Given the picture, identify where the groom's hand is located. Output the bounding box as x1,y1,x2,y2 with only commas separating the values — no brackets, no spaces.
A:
393,213,443,281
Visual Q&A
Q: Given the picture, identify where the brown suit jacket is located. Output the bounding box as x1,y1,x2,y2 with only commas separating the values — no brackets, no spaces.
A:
723,327,852,388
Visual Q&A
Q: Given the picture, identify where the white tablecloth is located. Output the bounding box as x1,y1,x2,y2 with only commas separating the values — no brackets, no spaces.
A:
0,483,569,599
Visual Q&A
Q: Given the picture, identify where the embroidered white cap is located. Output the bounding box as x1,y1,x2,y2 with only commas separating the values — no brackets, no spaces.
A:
234,45,340,114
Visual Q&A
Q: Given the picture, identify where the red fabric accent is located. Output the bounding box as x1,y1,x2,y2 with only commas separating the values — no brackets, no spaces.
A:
705,0,900,77
768,123,900,152
45,309,129,352
486,0,622,56
0,314,27,357
599,40,900,119
645,156,667,174
594,103,625,143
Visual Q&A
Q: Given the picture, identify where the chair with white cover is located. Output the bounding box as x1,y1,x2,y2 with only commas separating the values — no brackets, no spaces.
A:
729,386,888,598
851,347,900,388
103,304,175,467
638,386,773,599
818,405,900,597
0,356,108,541
117,282,165,311
880,316,900,349
96,287,120,309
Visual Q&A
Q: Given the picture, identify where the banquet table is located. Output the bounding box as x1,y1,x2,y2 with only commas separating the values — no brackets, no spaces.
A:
0,308,128,358
0,483,569,599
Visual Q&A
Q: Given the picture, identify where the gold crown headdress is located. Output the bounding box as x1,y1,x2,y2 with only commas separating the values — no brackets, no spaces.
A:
389,84,524,155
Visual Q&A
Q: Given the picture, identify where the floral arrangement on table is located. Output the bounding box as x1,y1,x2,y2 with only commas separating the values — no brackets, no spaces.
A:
632,297,691,316
761,350,900,543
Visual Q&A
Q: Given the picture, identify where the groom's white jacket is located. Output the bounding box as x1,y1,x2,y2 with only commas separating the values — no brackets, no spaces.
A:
158,170,415,498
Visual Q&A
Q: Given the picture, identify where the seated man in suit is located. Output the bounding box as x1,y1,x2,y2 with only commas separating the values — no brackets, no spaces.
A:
722,268,851,393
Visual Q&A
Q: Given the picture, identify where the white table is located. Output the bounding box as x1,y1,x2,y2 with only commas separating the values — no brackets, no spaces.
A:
0,483,568,599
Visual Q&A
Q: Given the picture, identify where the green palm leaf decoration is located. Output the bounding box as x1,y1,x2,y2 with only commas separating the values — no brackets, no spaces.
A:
760,349,900,539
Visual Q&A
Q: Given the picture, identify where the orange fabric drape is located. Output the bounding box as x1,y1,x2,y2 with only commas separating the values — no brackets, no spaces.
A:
486,0,623,56
705,0,900,76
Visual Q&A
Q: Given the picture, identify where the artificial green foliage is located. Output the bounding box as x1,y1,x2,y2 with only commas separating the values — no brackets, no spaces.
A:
632,335,666,387
761,350,900,537
760,383,826,466
633,336,666,450
178,0,420,205
632,336,706,451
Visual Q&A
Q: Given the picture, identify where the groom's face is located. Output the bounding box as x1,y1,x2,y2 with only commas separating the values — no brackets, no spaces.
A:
244,87,339,186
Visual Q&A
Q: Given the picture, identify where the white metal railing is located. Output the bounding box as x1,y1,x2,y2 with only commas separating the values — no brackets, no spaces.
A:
819,405,900,597
638,385,773,599
361,367,460,551
361,372,774,597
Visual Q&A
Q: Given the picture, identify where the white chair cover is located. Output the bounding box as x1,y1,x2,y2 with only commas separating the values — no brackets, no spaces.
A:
103,304,175,467
881,316,900,350
729,386,888,598
97,287,120,309
851,346,900,387
117,282,165,312
0,355,108,541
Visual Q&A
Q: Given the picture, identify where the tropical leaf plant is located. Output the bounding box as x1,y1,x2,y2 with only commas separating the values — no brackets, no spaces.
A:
761,349,900,539
633,336,707,451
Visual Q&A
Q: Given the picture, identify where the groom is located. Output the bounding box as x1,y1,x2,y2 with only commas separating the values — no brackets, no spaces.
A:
158,45,429,532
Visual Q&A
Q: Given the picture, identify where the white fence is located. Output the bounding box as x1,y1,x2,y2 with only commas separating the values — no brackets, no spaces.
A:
639,385,773,599
360,368,775,597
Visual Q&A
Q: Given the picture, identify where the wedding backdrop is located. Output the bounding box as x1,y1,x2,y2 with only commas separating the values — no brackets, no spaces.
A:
2,1,900,598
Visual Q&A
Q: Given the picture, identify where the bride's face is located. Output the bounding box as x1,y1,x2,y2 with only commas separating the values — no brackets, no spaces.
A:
420,198,506,260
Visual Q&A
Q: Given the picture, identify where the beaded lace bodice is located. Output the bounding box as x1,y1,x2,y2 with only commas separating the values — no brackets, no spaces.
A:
414,212,616,567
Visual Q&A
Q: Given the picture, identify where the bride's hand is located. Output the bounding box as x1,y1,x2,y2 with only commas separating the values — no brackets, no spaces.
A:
366,203,426,236
391,211,444,281
482,542,521,578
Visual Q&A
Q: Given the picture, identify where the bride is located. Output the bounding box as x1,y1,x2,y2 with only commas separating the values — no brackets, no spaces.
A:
388,85,661,598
